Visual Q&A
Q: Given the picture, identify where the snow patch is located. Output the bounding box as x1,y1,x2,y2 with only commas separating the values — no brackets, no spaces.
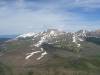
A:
16,32,36,38
77,44,81,47
83,30,86,37
78,38,84,41
37,51,48,60
72,34,81,47
34,34,48,47
50,31,55,35
49,30,59,36
25,48,47,60
34,33,40,38
25,51,41,59
72,34,76,43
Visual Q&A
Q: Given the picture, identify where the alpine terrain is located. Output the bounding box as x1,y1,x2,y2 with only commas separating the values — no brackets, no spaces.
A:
0,29,100,75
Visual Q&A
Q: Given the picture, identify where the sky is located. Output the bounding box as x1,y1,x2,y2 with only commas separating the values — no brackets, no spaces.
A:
0,0,100,34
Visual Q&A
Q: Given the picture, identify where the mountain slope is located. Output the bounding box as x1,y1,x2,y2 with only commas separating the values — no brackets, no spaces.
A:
0,29,100,75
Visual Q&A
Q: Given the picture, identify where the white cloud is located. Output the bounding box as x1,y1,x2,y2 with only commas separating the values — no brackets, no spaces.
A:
0,0,100,34
73,0,100,11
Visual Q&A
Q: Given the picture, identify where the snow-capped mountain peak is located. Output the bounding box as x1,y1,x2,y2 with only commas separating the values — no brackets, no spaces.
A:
76,30,87,37
16,32,36,38
72,33,81,47
50,30,57,36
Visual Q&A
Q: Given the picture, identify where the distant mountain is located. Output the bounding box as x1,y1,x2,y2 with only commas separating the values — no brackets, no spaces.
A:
0,35,18,38
0,29,100,75
0,38,10,42
87,29,100,37
0,35,18,44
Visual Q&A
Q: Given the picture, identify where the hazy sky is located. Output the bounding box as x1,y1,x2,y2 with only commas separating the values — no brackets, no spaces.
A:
0,0,100,34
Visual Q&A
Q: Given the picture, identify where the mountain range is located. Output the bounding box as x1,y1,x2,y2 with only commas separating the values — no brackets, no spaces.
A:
0,29,100,75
